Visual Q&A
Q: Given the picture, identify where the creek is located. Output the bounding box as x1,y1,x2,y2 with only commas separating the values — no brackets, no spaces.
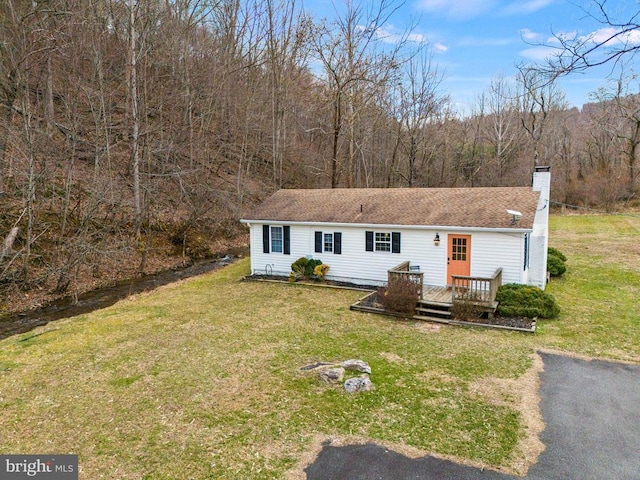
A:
0,248,245,341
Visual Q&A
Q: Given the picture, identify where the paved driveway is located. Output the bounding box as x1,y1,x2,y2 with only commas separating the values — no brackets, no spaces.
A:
305,353,640,480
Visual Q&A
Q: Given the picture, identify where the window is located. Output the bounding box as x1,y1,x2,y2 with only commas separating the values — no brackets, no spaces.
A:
323,233,333,252
451,237,467,261
375,232,391,252
262,225,290,254
366,231,401,253
315,231,342,254
524,233,530,270
271,226,283,253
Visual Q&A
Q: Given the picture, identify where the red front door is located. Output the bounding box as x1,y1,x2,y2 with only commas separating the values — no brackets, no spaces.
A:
447,235,471,285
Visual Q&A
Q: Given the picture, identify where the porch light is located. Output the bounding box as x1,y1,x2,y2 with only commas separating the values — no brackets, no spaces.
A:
434,233,440,246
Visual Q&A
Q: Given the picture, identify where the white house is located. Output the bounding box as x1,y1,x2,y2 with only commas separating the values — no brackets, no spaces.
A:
240,166,551,290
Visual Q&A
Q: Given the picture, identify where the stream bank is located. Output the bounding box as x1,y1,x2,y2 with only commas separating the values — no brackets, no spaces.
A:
0,249,246,341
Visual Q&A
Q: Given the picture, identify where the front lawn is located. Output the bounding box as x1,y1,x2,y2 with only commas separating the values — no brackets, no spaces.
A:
0,213,638,478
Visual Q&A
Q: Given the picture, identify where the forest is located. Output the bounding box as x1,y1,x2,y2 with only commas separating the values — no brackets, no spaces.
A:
1,0,639,310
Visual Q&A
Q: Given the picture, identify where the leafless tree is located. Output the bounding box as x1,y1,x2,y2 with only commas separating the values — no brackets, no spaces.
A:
536,1,640,79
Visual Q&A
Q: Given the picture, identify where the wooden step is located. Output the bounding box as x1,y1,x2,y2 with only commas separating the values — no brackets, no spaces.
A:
413,314,451,324
415,306,451,317
417,300,452,308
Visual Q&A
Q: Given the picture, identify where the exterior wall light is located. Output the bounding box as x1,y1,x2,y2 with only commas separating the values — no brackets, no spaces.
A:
434,233,440,246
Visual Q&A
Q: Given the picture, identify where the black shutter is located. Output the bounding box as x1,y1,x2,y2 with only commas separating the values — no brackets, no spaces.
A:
392,232,401,253
365,231,374,252
524,233,529,270
283,226,291,255
262,225,270,253
314,231,323,253
334,232,342,254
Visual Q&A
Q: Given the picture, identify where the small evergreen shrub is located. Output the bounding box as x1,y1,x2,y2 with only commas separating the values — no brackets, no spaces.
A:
378,277,421,314
547,254,567,277
496,283,560,319
291,257,323,280
548,246,567,262
547,246,567,277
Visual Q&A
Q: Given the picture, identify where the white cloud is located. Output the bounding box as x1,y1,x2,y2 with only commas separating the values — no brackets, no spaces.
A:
586,27,640,47
500,0,555,16
520,28,543,42
518,45,558,62
416,0,497,20
370,24,427,45
434,42,449,53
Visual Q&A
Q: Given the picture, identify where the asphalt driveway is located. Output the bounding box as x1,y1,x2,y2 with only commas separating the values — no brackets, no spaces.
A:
304,352,640,480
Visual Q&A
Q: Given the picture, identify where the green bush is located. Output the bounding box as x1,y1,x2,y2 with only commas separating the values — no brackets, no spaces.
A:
378,277,421,314
496,283,560,319
291,257,323,280
547,254,567,277
548,246,567,262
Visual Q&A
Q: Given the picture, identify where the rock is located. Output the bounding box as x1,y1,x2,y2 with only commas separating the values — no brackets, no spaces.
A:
300,362,335,371
341,359,371,374
318,367,344,384
344,375,373,393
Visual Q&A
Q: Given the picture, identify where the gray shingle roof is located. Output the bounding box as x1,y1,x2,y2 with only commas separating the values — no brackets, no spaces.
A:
242,187,540,229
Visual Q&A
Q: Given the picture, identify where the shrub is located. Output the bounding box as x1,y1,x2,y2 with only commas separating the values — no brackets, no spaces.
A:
547,254,567,277
496,283,560,319
548,246,567,262
313,263,330,279
291,257,308,276
378,277,421,314
451,289,485,321
291,257,323,280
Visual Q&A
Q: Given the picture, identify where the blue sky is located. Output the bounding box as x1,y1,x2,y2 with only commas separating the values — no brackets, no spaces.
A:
304,0,640,112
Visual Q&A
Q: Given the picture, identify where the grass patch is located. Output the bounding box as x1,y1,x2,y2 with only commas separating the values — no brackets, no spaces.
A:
0,213,637,478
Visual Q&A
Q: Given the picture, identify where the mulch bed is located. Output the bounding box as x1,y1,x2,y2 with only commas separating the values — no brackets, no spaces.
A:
353,290,536,332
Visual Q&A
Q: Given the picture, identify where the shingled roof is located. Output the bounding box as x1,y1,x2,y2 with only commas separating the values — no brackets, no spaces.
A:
242,187,540,230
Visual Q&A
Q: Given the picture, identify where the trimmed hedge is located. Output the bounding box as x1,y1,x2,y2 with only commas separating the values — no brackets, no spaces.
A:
548,246,567,262
496,283,560,319
547,254,567,277
547,246,567,277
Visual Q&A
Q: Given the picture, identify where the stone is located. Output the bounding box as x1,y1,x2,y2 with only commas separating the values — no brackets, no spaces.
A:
341,359,371,374
318,367,344,384
344,375,373,393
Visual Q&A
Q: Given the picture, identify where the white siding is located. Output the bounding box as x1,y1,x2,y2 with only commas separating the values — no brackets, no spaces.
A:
460,231,525,285
248,223,528,287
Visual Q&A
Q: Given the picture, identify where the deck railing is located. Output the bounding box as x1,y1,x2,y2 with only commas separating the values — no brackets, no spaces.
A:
451,267,502,307
388,261,424,299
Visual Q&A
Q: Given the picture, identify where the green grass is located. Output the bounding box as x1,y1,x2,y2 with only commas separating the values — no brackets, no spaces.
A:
0,213,638,478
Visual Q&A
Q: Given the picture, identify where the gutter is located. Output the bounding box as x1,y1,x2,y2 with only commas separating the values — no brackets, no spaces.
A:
239,219,533,234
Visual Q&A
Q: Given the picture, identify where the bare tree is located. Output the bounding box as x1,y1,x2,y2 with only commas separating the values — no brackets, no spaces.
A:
517,67,568,168
311,0,406,187
483,73,520,182
537,1,640,79
392,47,446,186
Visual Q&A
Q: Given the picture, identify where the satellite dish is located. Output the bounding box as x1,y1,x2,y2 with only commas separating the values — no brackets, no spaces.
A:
507,209,522,224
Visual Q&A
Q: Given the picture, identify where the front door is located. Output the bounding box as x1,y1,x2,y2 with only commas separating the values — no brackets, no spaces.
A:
447,235,471,285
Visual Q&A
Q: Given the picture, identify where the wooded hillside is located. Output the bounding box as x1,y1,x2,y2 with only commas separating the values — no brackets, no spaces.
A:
1,0,638,309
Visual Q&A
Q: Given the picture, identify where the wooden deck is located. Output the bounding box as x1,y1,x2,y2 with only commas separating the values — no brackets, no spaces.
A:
421,286,453,305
